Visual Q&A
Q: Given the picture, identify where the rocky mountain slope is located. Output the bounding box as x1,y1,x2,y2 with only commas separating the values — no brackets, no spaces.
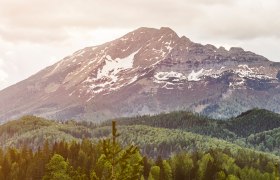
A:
0,27,280,122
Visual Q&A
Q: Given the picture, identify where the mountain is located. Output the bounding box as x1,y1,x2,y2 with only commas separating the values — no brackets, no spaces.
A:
1,27,280,122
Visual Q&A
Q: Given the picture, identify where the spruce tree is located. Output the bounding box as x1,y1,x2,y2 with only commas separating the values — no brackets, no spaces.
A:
91,121,143,180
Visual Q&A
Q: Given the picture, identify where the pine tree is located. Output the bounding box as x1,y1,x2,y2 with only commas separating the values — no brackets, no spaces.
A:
170,152,194,180
43,154,71,180
197,153,214,180
148,166,160,180
162,160,172,180
91,121,143,180
142,156,152,180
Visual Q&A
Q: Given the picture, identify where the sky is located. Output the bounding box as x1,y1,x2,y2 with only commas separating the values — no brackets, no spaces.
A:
0,0,280,90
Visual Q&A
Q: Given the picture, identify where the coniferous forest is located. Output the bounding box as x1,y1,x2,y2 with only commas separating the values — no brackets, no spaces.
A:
0,109,280,179
0,137,279,179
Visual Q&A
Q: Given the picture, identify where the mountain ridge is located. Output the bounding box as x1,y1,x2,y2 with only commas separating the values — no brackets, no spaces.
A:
0,27,280,122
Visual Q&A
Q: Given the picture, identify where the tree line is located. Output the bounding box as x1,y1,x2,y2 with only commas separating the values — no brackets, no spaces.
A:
0,137,279,179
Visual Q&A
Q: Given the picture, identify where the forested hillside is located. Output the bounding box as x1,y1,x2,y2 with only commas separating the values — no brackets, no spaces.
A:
2,109,280,155
1,109,280,179
0,130,279,179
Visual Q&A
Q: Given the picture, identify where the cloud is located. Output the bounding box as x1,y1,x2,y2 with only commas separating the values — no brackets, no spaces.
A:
0,59,8,83
0,70,8,82
0,0,279,44
191,0,280,40
0,26,69,43
0,0,215,43
0,58,4,66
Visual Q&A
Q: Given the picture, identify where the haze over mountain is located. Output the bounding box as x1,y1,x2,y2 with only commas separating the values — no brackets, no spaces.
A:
0,27,280,122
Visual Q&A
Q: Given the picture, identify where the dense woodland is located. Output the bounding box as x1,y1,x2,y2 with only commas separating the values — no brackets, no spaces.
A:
0,137,279,179
1,109,280,179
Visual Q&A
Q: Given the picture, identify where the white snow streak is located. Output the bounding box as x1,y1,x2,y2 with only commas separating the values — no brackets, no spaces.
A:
187,69,204,81
96,49,139,81
154,71,186,82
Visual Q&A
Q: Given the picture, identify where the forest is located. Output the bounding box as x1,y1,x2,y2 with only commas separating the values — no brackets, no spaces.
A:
0,135,279,179
1,109,280,179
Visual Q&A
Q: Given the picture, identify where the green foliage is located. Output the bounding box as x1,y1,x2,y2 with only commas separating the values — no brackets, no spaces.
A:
162,160,172,180
148,166,160,180
43,154,71,180
93,139,143,180
3,109,280,156
216,171,226,180
0,140,278,180
1,109,280,179
245,127,280,155
170,152,193,180
197,153,214,180
226,109,280,137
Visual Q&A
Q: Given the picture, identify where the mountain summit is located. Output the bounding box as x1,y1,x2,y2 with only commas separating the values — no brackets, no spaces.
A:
0,27,280,122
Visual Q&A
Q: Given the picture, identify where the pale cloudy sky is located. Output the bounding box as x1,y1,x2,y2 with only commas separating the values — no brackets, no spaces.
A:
0,0,280,90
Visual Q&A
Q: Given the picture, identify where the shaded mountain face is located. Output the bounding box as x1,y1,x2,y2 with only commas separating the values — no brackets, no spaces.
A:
0,27,280,122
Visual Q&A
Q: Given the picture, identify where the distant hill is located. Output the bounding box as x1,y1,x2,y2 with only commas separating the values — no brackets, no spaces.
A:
110,108,280,138
225,109,280,137
1,109,280,157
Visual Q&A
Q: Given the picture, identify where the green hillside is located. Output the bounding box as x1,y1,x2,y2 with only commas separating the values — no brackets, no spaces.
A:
225,109,280,137
1,109,280,157
1,110,280,179
0,110,280,180
245,127,280,154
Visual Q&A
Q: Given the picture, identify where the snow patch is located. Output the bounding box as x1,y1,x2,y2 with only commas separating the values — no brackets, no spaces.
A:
188,69,204,81
69,91,76,96
122,47,130,52
120,37,129,41
229,79,246,89
96,49,139,81
236,64,273,79
154,71,186,83
162,82,174,89
83,49,141,97
158,35,164,42
128,76,138,84
166,45,172,51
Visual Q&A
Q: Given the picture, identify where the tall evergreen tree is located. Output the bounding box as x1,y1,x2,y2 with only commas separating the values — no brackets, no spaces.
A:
43,154,71,180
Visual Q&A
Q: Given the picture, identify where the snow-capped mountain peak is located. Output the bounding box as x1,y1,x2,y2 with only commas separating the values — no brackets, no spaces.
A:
0,27,280,122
